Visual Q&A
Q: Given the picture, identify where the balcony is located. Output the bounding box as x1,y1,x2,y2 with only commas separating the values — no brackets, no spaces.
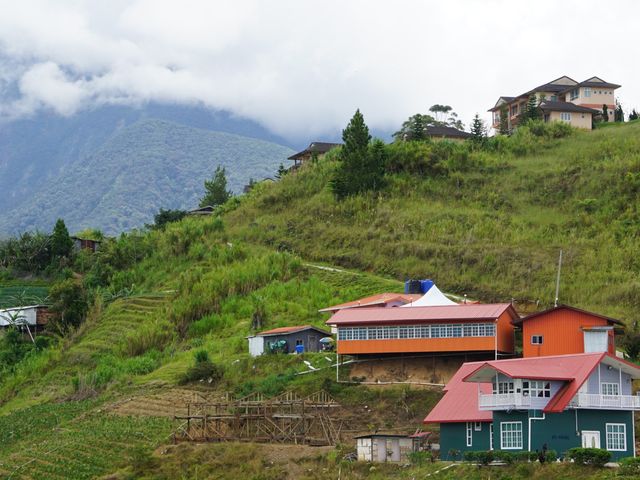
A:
478,393,531,410
569,393,640,410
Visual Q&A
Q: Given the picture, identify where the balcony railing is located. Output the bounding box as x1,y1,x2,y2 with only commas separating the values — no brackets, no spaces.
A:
478,393,531,410
569,393,640,410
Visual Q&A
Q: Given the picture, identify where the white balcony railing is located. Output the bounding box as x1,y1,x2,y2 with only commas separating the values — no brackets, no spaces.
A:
569,393,640,410
478,393,531,410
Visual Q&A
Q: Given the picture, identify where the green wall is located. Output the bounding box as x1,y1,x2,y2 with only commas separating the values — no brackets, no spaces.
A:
492,409,635,461
440,422,491,459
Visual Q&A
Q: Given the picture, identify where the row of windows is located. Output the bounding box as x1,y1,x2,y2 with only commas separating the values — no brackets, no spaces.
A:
497,422,626,451
337,323,496,341
493,380,551,397
570,88,613,100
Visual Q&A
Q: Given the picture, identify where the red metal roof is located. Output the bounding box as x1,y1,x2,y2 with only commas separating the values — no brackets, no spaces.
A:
319,293,422,313
512,304,624,326
423,362,493,424
257,325,330,336
327,303,517,326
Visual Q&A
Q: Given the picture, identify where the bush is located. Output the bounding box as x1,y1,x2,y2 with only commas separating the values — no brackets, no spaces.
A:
194,349,210,364
619,456,640,476
566,447,611,467
408,451,434,465
180,360,223,385
463,450,493,465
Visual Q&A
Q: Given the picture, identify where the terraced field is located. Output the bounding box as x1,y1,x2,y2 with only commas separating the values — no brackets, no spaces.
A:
0,401,171,479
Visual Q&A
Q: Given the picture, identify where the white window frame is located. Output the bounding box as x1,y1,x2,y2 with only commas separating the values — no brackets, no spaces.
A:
531,335,543,345
474,422,482,431
560,112,572,122
601,383,620,396
500,422,523,450
584,87,591,97
466,422,473,447
489,423,494,450
605,423,626,451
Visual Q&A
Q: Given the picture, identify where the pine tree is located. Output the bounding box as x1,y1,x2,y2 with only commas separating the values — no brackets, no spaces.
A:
275,163,288,179
470,114,486,147
332,109,386,199
200,166,232,208
409,114,426,141
498,104,510,135
602,104,609,122
50,219,73,258
630,109,639,121
524,94,540,122
614,102,624,122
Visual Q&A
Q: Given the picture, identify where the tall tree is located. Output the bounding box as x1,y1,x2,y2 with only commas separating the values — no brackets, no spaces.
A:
393,113,435,141
602,104,609,122
332,109,386,199
524,94,540,122
498,104,510,135
429,104,453,123
469,114,487,147
614,101,624,122
50,219,73,259
200,166,232,208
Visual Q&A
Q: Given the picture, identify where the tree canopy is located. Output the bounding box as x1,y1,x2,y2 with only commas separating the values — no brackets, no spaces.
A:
51,218,73,259
394,104,465,141
200,166,232,208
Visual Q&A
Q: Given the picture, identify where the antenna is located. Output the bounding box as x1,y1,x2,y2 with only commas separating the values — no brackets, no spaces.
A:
554,249,563,307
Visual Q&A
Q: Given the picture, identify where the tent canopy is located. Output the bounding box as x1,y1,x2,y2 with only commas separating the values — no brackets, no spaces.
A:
401,284,457,307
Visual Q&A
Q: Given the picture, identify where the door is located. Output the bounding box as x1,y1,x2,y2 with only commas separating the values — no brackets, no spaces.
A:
308,335,317,352
581,430,601,449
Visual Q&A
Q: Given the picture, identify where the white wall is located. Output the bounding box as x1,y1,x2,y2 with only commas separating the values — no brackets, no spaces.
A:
0,307,38,326
247,336,264,357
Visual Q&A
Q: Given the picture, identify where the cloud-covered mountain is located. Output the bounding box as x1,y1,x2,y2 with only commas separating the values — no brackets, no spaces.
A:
0,104,294,235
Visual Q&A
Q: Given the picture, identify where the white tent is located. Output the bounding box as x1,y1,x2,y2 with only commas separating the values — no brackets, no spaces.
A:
401,284,457,307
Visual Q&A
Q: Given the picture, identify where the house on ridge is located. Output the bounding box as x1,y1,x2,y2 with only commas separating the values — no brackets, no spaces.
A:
425,125,472,142
319,293,423,315
287,142,342,169
247,325,331,356
489,75,620,131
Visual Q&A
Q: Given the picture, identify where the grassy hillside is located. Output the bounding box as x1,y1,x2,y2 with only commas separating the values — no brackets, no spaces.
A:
1,122,640,478
225,121,640,320
0,117,294,236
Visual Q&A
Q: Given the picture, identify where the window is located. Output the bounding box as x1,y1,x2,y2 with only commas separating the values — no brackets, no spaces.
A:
584,87,591,97
474,422,482,431
601,383,620,396
570,89,579,100
494,381,515,395
466,422,473,447
550,95,558,102
523,380,551,398
296,339,304,346
490,424,494,450
561,112,572,122
531,335,543,345
605,424,626,451
500,422,523,449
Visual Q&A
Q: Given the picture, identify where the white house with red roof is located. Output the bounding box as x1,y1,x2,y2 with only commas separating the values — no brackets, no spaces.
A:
425,352,640,460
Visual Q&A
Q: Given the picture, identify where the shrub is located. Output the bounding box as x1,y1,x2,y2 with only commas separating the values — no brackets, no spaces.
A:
619,456,640,476
463,450,493,465
566,447,611,467
194,349,210,364
408,451,434,465
493,450,515,463
180,360,223,385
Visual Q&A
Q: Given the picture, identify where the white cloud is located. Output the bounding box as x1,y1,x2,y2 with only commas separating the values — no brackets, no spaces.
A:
0,0,638,139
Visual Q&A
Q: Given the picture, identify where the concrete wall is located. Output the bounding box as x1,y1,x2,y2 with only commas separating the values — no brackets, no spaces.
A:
548,111,592,130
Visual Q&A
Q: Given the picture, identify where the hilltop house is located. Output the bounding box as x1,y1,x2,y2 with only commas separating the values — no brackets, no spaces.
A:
425,353,640,460
489,76,620,131
287,142,342,168
319,293,423,314
247,325,332,356
71,236,101,253
514,305,622,358
425,125,472,142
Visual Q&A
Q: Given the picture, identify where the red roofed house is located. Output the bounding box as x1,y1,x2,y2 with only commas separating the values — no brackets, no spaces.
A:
326,303,518,358
319,293,423,314
247,325,331,357
425,353,640,460
513,304,622,358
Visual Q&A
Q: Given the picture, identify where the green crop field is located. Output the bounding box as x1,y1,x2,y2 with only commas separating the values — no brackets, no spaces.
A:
0,284,49,308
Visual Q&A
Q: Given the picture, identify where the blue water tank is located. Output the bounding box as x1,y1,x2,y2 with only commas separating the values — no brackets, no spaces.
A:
420,279,434,294
295,344,305,354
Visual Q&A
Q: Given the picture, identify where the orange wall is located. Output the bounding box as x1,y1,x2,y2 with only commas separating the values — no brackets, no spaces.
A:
522,309,614,357
497,311,515,353
337,336,497,355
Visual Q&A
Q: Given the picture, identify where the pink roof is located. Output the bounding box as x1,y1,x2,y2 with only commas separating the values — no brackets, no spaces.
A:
319,293,422,313
423,362,493,424
257,325,330,336
327,303,517,326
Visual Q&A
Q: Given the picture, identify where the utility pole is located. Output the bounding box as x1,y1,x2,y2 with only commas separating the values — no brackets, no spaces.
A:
554,250,563,307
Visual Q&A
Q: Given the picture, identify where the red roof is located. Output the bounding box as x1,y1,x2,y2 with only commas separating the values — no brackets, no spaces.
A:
319,293,422,313
464,353,640,413
257,325,330,336
512,304,624,326
423,362,493,424
327,303,517,326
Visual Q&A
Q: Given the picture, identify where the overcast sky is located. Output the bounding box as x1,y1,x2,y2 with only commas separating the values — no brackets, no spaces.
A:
0,0,638,141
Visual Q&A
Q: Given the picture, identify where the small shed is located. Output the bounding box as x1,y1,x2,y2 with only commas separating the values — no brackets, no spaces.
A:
355,434,416,463
0,305,52,330
247,325,332,357
71,236,101,253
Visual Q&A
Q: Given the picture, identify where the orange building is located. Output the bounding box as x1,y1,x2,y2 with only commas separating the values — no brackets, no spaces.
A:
326,303,518,356
513,305,623,358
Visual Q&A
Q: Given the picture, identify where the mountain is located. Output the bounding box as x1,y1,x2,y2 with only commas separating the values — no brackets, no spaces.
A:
0,105,295,235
